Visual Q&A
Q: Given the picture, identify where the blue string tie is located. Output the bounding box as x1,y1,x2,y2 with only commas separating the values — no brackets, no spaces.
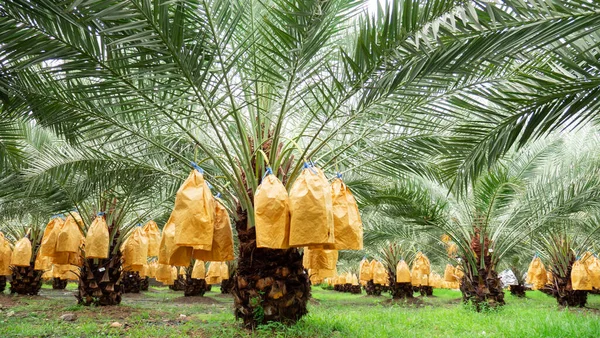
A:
262,167,273,180
97,212,105,216
190,161,204,174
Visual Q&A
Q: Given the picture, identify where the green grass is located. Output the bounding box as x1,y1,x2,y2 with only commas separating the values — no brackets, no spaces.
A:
1,285,599,337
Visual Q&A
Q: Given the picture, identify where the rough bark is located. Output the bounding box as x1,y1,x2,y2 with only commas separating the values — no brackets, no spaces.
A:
169,274,186,291
509,284,526,297
0,276,7,293
221,277,234,294
10,265,43,295
547,264,587,307
52,278,68,290
76,228,123,306
419,286,433,297
122,271,141,293
460,269,505,311
460,229,505,311
350,285,362,294
184,276,207,297
232,210,310,329
140,276,149,291
388,283,412,299
364,280,383,296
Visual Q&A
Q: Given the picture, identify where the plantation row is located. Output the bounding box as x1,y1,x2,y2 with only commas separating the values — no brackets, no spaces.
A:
1,0,600,331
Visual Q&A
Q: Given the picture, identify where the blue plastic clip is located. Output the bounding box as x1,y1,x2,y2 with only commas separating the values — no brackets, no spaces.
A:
97,212,106,216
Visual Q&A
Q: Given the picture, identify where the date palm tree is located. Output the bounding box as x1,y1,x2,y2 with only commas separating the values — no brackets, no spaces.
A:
362,130,600,310
2,0,600,326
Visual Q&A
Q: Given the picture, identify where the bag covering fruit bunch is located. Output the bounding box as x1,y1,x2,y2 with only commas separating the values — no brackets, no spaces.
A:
396,260,411,283
191,259,206,279
160,164,234,268
206,261,222,285
85,214,109,259
571,258,592,290
0,233,12,275
359,258,372,284
121,226,149,272
411,252,431,286
372,261,388,285
525,256,547,290
255,168,290,249
289,165,334,247
52,213,85,268
143,221,161,257
11,237,33,267
581,252,600,289
330,176,363,250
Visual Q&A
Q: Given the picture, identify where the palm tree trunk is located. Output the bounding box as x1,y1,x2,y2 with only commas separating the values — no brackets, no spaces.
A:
169,274,186,291
419,286,433,296
509,284,525,297
10,265,43,295
548,264,587,307
0,276,7,293
221,277,234,294
122,271,141,293
459,267,505,311
231,210,310,329
77,228,123,306
52,277,68,290
387,268,413,299
140,276,149,291
365,280,383,296
184,276,207,297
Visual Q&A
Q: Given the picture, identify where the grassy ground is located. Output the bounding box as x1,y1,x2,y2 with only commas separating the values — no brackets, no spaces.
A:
1,283,599,337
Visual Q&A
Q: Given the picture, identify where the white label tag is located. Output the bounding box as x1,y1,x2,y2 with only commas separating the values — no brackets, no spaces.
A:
98,267,106,272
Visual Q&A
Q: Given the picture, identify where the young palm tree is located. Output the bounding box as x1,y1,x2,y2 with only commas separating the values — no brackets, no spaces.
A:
2,0,600,326
1,218,45,296
362,131,600,310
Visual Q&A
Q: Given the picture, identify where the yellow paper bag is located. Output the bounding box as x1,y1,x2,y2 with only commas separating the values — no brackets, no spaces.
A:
585,255,600,289
56,215,83,253
255,171,290,249
571,259,592,290
444,264,455,282
289,167,334,247
158,219,175,265
308,249,338,270
143,220,161,257
85,215,109,259
396,260,411,283
411,252,431,286
158,218,191,266
526,257,547,290
220,261,229,279
331,178,363,250
155,263,173,284
193,199,234,262
373,261,388,285
454,265,464,281
0,233,12,275
122,226,149,268
34,253,51,271
11,237,32,267
40,217,64,258
173,169,215,250
191,260,206,279
206,262,222,284
359,258,372,282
